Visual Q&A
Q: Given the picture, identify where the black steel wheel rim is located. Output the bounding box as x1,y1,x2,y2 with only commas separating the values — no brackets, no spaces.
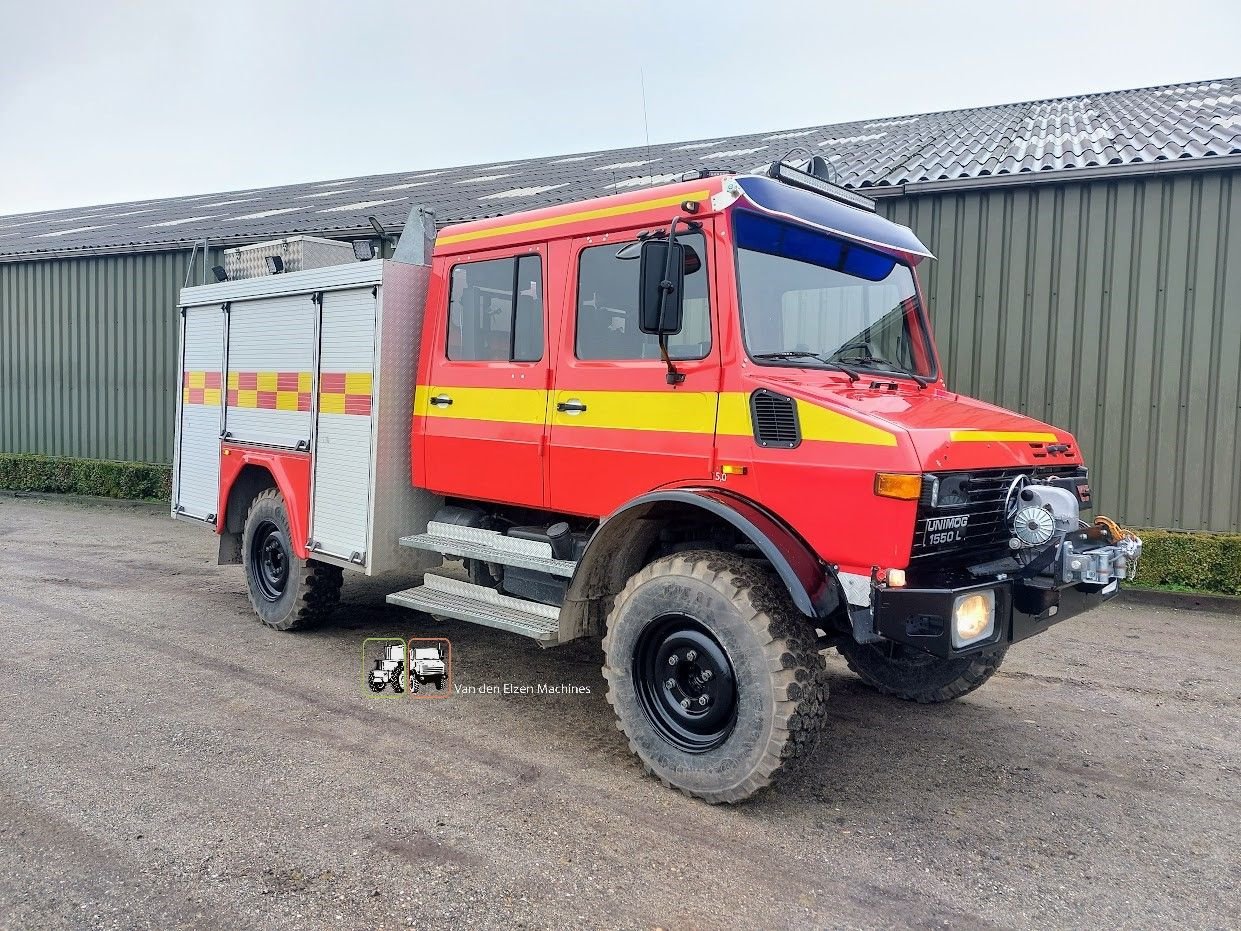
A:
251,519,290,602
633,614,738,753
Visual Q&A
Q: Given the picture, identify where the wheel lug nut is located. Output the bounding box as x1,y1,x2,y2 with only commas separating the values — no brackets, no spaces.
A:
665,677,675,689
698,695,708,706
701,669,712,681
679,698,691,710
685,650,697,662
667,654,678,666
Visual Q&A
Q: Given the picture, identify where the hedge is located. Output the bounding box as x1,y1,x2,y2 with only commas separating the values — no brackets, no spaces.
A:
0,454,171,501
1131,528,1241,596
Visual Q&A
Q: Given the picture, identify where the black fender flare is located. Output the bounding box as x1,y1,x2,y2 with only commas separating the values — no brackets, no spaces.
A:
564,487,839,622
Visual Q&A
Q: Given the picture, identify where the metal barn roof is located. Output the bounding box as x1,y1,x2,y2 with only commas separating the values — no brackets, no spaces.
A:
2,75,1239,261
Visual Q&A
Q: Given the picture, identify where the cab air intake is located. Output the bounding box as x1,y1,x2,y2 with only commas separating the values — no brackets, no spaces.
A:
750,390,801,448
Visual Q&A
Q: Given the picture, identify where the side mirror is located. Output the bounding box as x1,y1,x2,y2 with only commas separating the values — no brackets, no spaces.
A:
638,239,685,335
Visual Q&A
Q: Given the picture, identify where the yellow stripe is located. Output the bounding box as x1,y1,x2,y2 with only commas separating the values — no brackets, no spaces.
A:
415,385,547,424
794,399,898,447
436,190,712,246
551,390,716,433
717,392,896,446
320,392,345,415
950,430,1058,443
413,385,896,446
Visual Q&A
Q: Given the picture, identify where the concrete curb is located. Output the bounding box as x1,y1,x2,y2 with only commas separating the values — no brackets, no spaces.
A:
0,489,167,513
1117,586,1241,616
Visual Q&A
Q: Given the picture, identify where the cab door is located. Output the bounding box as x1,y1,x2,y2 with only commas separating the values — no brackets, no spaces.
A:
420,245,549,509
548,225,720,516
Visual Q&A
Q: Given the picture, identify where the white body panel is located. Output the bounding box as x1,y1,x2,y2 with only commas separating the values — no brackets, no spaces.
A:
172,306,225,521
310,286,377,562
175,259,441,577
223,294,315,450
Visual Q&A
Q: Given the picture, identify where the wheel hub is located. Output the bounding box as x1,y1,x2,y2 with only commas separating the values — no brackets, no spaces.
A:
251,519,290,602
634,615,737,753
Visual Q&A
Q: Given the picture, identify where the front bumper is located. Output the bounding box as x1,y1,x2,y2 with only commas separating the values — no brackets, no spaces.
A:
870,575,1119,658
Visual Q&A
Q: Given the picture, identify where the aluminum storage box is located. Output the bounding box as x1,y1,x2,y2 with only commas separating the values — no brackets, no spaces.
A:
223,236,357,281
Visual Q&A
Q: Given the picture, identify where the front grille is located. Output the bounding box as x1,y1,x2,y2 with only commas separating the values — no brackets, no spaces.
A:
910,465,1086,565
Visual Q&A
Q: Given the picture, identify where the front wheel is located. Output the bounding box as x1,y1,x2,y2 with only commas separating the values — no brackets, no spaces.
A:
603,551,828,804
836,639,1006,703
242,489,343,630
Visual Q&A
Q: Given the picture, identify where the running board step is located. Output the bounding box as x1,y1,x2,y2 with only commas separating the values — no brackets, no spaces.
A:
386,574,560,643
400,521,576,578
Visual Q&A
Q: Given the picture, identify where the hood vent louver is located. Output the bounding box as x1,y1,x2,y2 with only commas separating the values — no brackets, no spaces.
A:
750,390,801,449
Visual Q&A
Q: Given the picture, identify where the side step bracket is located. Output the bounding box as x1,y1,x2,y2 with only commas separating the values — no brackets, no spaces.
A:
387,574,560,644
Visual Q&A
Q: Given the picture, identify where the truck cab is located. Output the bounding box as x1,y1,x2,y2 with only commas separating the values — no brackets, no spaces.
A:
175,159,1140,803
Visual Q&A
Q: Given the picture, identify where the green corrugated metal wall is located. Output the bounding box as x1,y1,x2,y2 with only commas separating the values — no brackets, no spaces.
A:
0,170,1237,531
878,168,1241,532
0,248,216,464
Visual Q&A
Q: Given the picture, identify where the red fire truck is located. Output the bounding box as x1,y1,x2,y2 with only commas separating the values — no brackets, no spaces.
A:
173,160,1141,802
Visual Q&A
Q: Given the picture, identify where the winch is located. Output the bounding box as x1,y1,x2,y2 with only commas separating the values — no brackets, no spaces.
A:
1003,477,1142,585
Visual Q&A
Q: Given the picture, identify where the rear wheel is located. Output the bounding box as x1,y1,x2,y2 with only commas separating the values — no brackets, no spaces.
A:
242,489,343,631
837,639,1006,703
603,551,828,804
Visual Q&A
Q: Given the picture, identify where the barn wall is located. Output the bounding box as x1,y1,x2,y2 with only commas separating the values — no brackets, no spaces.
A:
879,168,1241,531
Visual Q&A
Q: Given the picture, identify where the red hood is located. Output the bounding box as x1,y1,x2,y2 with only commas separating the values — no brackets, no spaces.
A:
754,373,1083,471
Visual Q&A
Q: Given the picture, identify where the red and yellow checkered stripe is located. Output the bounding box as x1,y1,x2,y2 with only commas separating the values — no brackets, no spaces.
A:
182,370,372,416
227,371,313,412
182,371,222,406
320,372,373,416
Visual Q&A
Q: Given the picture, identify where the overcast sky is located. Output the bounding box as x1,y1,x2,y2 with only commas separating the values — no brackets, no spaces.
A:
2,0,1239,217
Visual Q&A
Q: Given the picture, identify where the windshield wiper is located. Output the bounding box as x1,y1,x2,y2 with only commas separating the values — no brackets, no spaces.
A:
752,351,861,382
830,352,929,389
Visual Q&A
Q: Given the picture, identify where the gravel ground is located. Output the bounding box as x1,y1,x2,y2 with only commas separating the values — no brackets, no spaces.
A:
0,496,1237,930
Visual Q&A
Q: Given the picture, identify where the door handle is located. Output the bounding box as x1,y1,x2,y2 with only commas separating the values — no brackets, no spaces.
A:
556,399,588,414
430,394,453,407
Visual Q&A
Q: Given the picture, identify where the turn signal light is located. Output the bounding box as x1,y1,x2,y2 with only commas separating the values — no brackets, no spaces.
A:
874,473,922,500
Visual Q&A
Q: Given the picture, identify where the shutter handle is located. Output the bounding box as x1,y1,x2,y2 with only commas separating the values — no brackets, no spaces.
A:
429,394,453,407
556,399,587,414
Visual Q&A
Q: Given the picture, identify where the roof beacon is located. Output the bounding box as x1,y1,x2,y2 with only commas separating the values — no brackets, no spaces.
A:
765,157,877,213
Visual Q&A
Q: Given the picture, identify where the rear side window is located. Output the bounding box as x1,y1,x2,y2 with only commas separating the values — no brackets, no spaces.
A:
447,255,543,362
575,232,710,361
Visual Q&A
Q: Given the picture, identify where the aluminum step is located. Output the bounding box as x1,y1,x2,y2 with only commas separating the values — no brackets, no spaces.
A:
400,521,576,578
386,574,561,643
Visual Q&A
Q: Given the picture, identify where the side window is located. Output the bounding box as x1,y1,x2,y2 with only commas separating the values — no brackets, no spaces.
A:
575,232,710,361
447,255,543,362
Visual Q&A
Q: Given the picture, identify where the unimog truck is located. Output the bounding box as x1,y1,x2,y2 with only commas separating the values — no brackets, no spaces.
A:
172,158,1141,802
410,645,447,693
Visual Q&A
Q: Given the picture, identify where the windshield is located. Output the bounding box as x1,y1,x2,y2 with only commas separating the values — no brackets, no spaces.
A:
734,211,936,379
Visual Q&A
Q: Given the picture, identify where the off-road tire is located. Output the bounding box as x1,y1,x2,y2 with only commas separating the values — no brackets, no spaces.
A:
242,488,343,631
837,638,1006,703
602,551,828,804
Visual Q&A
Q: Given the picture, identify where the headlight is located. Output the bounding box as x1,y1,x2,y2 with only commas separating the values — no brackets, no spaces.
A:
951,590,995,647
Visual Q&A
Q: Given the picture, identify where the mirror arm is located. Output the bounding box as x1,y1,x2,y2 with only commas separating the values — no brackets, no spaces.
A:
656,217,692,386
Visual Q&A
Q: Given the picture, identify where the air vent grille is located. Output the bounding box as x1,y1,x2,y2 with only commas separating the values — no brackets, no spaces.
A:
750,390,801,448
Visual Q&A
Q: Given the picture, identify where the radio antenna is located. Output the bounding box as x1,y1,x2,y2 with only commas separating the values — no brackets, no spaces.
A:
640,69,652,164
